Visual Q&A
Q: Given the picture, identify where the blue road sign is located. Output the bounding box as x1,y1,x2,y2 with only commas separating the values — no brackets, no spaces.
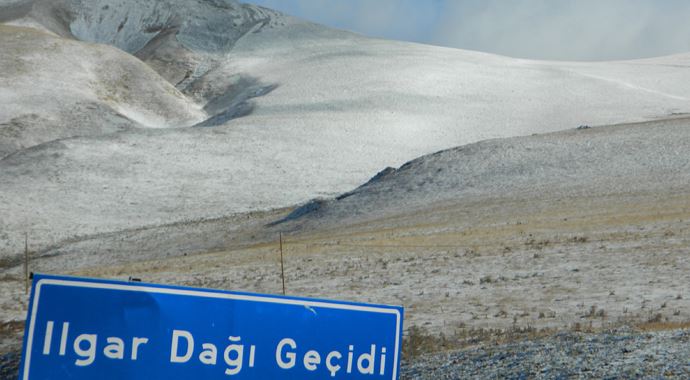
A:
19,274,403,379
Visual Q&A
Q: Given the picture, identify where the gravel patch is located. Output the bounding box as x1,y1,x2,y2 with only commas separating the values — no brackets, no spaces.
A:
402,329,690,379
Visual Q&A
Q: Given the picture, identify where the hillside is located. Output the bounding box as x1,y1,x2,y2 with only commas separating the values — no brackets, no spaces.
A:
0,24,204,158
279,118,690,230
1,0,690,285
2,118,687,334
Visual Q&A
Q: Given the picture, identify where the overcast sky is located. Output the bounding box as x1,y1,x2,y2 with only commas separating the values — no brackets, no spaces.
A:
244,0,690,61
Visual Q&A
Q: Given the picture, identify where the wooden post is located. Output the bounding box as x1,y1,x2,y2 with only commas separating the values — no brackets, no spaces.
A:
279,233,286,295
24,233,29,294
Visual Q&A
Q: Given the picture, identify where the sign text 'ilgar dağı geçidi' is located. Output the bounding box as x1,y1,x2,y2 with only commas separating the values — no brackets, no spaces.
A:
19,275,403,380
39,321,390,377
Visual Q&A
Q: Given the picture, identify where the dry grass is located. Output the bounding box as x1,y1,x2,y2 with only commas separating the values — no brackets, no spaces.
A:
634,320,690,332
54,190,688,339
0,320,25,352
2,182,687,355
0,321,23,336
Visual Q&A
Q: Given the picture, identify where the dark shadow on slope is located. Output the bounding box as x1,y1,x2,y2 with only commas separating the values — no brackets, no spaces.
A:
268,199,326,226
133,20,182,61
194,76,278,127
269,167,397,226
336,167,397,201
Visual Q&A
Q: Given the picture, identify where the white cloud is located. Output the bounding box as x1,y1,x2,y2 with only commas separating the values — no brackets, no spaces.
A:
433,0,690,61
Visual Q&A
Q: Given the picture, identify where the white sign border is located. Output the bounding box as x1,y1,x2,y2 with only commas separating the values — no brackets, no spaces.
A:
23,278,402,380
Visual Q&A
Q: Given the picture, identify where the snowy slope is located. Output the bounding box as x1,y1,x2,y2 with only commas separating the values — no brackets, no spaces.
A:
0,24,205,158
1,0,690,258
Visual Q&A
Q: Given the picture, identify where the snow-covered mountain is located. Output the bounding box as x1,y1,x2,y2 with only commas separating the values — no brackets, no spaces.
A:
1,0,690,258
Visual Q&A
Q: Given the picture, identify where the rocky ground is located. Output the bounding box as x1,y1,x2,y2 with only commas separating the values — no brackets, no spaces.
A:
402,328,690,379
0,352,20,380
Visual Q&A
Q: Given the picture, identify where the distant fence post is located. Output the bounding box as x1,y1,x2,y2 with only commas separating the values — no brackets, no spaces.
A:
24,233,29,294
279,232,286,295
